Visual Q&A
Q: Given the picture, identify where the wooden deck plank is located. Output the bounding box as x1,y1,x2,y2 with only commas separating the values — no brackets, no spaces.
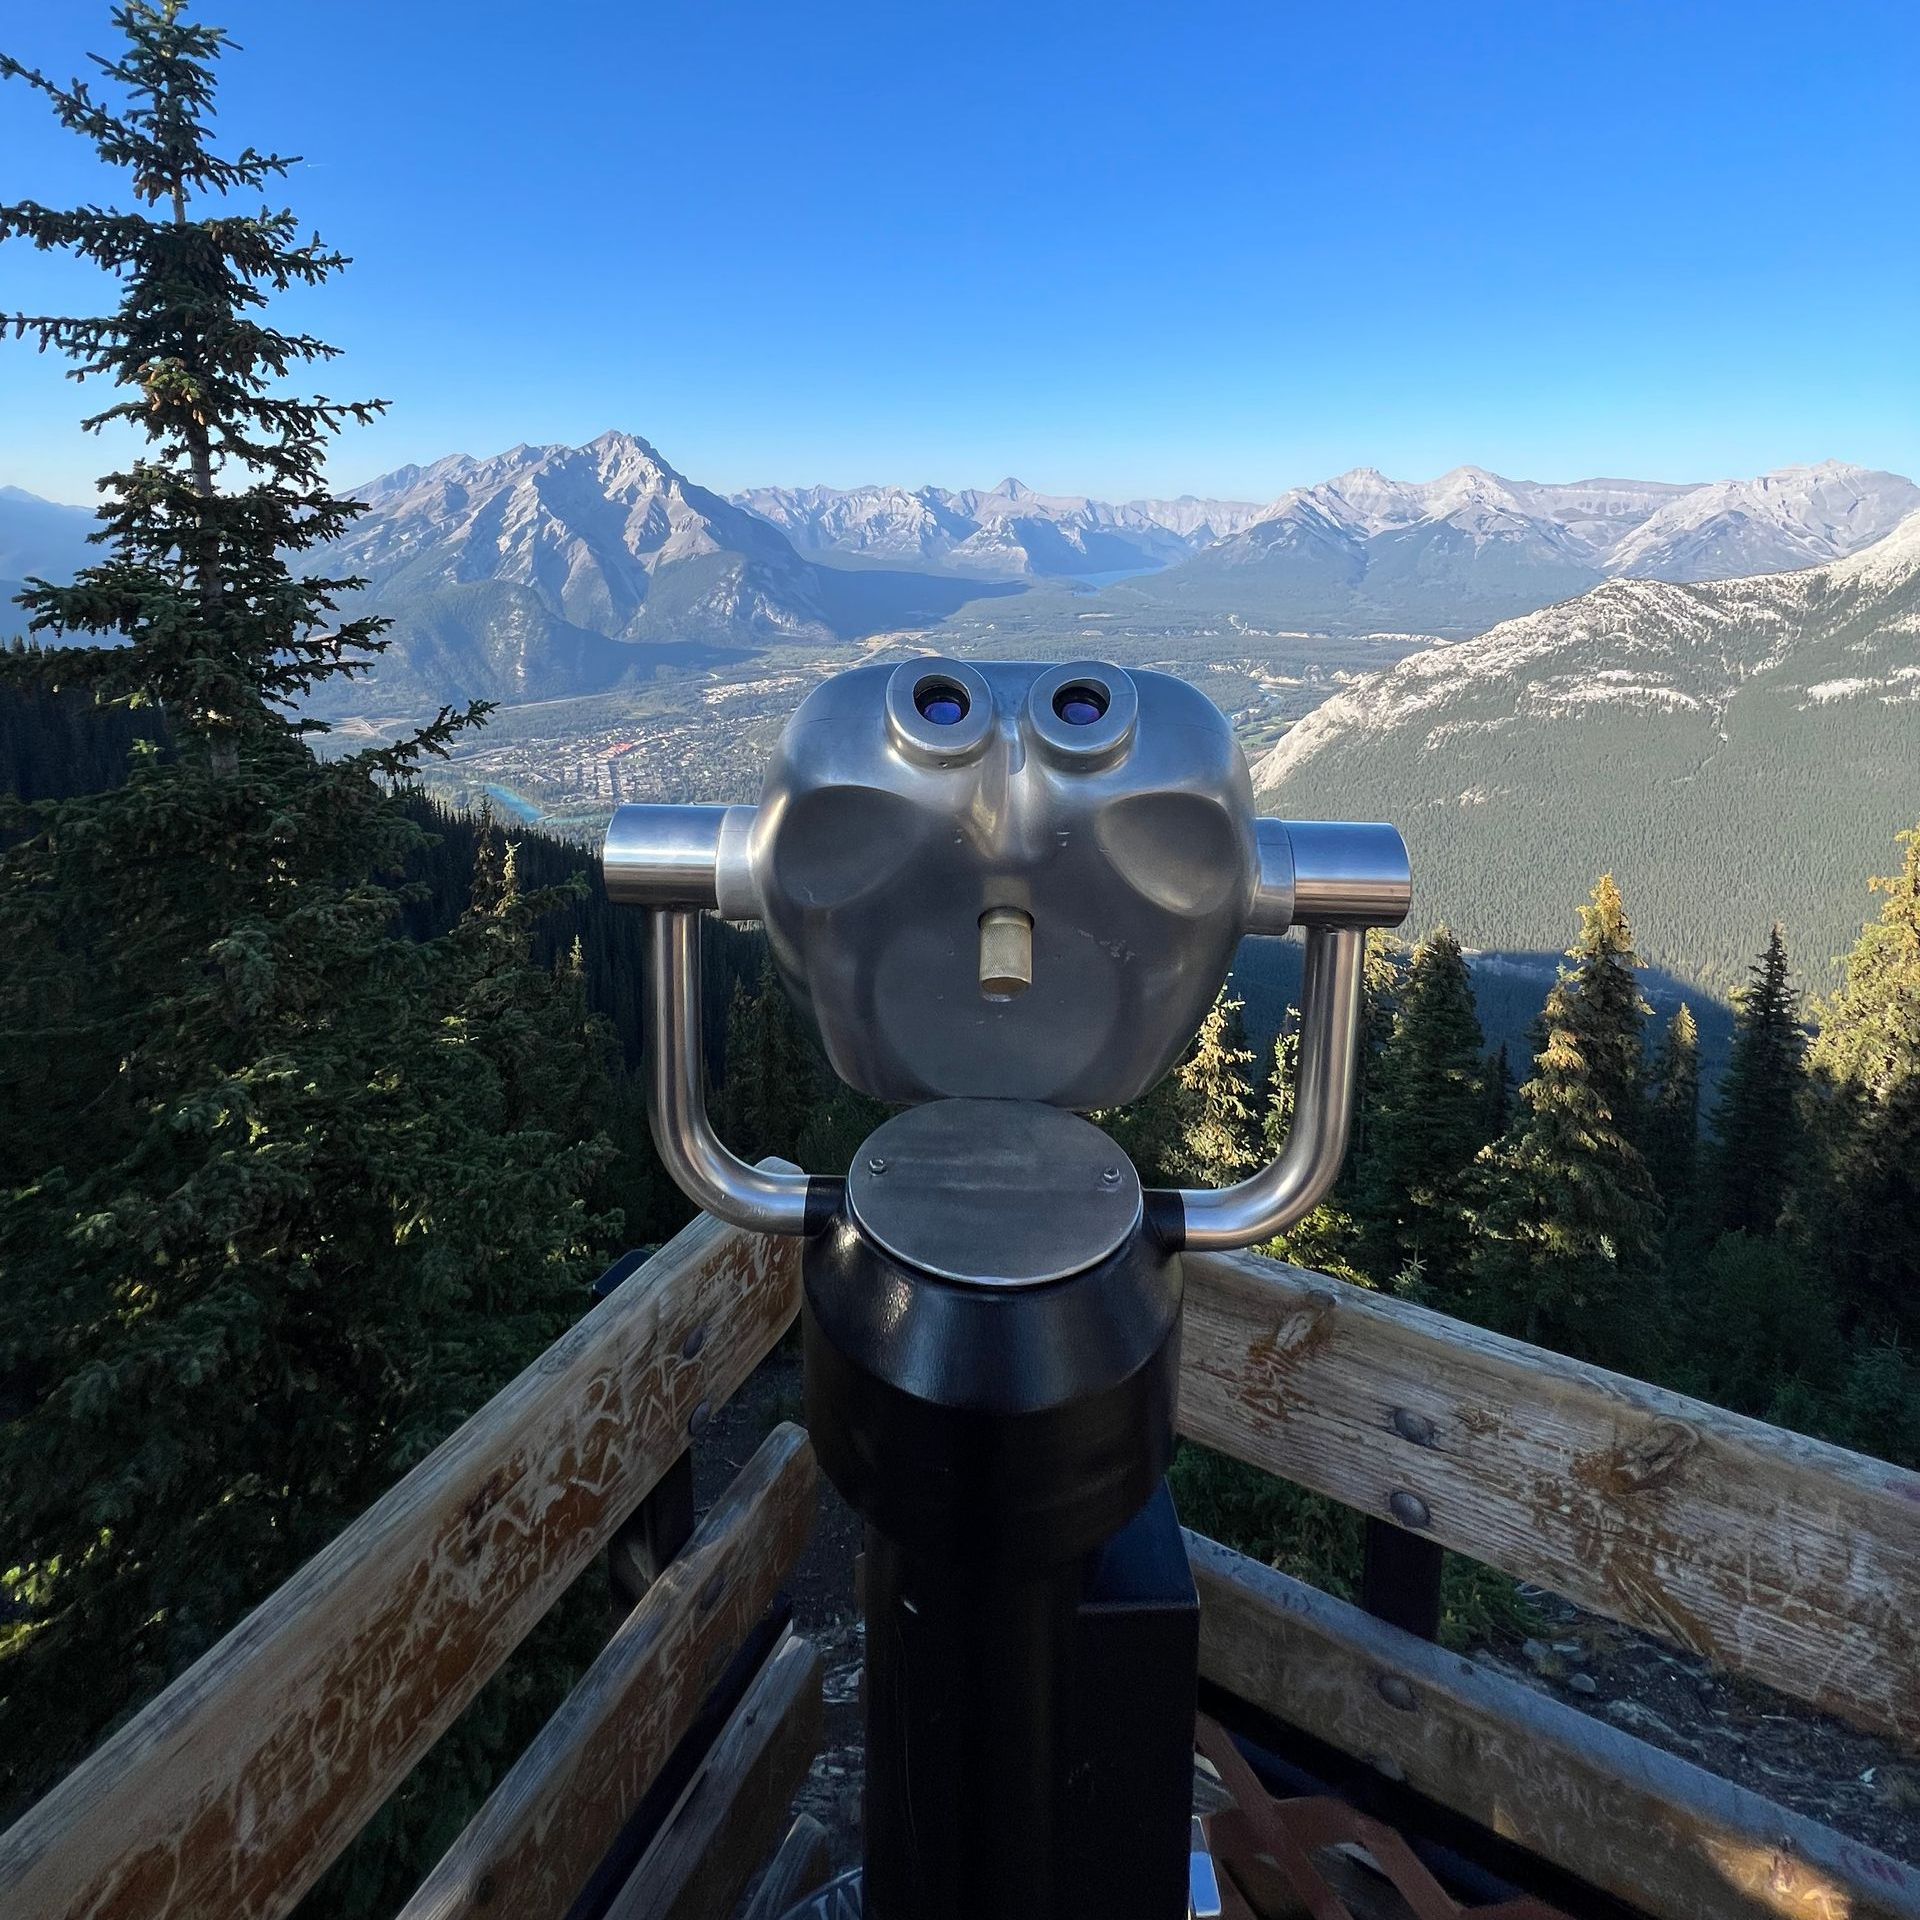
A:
1192,1531,1920,1920
1180,1249,1920,1742
0,1206,803,1920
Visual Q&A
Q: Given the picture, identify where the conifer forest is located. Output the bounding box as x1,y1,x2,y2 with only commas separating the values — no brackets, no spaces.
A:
1,7,1916,1915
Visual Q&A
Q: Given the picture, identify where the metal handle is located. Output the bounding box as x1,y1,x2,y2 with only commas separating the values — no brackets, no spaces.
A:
1170,817,1408,1250
646,907,816,1235
1172,924,1366,1250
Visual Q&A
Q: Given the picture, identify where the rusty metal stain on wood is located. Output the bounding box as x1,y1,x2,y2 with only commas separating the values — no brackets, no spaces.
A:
1178,1249,1920,1745
0,1203,805,1920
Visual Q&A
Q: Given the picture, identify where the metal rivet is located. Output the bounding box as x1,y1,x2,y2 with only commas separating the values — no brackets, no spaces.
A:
867,1156,888,1175
688,1398,712,1438
1377,1674,1418,1712
1100,1167,1121,1186
680,1324,707,1361
1391,1407,1437,1448
1387,1490,1431,1529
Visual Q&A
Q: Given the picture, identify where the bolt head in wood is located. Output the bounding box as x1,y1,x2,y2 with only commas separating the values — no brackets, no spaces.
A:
1387,1489,1431,1529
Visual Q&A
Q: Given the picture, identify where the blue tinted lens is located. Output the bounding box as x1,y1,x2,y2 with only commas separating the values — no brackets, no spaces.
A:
915,680,969,725
1054,683,1109,726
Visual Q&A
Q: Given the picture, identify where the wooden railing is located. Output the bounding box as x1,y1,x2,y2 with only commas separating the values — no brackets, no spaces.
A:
0,1202,809,1920
1,1217,1915,1920
1181,1250,1920,1920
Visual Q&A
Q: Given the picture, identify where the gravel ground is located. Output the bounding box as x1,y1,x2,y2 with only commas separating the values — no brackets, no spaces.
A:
1482,1588,1919,1864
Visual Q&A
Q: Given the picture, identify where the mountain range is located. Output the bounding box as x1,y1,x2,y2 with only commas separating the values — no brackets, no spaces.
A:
1254,509,1920,994
1132,460,1920,636
733,477,1263,578
4,442,1916,717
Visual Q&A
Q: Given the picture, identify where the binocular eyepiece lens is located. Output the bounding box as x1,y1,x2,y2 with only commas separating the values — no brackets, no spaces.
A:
1053,682,1110,727
914,679,970,726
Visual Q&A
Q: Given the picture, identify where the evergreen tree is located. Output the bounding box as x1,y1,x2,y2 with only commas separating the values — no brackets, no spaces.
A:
1645,1003,1701,1219
1802,829,1920,1342
1707,926,1804,1237
1483,1040,1514,1141
1172,987,1262,1186
716,952,812,1165
1262,1012,1300,1154
1343,931,1407,1185
1355,926,1486,1298
796,1084,893,1178
1255,936,1404,1284
0,8,615,1877
1470,876,1662,1358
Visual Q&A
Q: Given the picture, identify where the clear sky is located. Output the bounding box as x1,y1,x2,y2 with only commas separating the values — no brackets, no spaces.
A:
2,0,1916,505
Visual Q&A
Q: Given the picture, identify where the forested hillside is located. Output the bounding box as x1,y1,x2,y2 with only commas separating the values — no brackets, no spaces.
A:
1256,519,1920,995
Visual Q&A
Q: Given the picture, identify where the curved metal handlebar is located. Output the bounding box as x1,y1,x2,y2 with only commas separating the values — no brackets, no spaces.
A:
1170,924,1367,1250
646,907,815,1235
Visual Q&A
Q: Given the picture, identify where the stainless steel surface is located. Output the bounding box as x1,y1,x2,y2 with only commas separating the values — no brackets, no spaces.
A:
646,907,813,1235
1189,1816,1224,1919
977,906,1034,1000
752,659,1259,1108
1287,819,1412,927
1247,817,1297,934
603,802,757,912
1177,925,1367,1250
847,1099,1142,1287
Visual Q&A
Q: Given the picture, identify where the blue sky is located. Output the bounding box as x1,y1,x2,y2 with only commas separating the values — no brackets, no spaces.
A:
2,0,1916,505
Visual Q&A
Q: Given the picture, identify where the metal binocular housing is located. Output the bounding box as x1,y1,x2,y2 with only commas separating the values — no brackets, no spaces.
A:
603,655,1410,1252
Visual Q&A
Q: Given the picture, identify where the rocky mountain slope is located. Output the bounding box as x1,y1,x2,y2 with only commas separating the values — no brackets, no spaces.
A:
1253,513,1920,992
301,433,1008,711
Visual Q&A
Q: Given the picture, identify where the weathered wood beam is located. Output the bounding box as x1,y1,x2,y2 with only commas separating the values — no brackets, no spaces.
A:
1191,1531,1920,1920
1180,1249,1920,1743
396,1424,817,1920
605,1627,825,1920
0,1203,804,1920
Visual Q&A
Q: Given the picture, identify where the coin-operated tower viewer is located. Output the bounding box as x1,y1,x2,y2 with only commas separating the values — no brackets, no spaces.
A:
604,657,1410,1920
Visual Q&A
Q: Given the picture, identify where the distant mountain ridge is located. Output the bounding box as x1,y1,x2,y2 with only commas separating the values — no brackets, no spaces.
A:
734,476,1263,578
1135,459,1920,636
1253,511,1920,992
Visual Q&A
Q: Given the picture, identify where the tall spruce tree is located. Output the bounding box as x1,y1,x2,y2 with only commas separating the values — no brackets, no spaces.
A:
1255,935,1403,1281
1646,1002,1701,1220
1172,987,1263,1186
1708,925,1804,1237
1355,926,1486,1298
1470,876,1662,1358
1802,830,1920,1342
0,6,615,1867
1262,1012,1300,1153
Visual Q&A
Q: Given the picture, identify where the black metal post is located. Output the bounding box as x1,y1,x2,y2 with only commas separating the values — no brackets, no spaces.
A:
1359,1516,1444,1641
